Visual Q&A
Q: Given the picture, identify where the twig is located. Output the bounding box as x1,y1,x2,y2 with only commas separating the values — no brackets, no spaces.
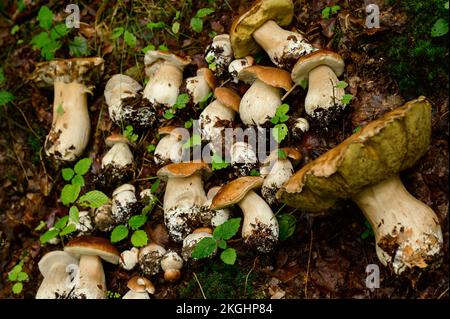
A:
282,83,298,101
244,257,258,296
193,272,207,299
304,229,313,299
437,287,449,299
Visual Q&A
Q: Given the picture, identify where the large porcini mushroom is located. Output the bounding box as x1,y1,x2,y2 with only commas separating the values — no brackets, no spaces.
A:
211,176,279,252
138,243,166,276
204,34,233,77
143,50,191,107
111,184,137,224
101,133,134,185
291,50,345,124
160,250,183,282
157,162,212,242
30,57,104,161
183,68,217,105
35,251,79,299
228,56,255,83
277,97,443,274
238,65,293,126
122,276,155,299
154,126,187,165
64,236,119,299
230,0,314,69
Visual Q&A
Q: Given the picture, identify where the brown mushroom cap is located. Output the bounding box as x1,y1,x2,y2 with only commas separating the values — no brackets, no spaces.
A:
277,97,432,212
230,0,294,58
157,126,186,139
211,176,264,209
214,87,241,112
38,251,79,277
263,147,301,164
192,227,213,234
127,276,155,294
291,50,345,84
157,161,211,180
105,133,129,147
144,50,191,69
238,65,293,91
30,57,104,87
198,68,217,89
64,236,120,264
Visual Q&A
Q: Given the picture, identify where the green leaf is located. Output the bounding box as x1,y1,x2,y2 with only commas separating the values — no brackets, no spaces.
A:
321,7,331,19
249,168,260,176
220,248,237,265
0,67,4,84
60,223,77,236
41,39,61,60
336,81,348,89
277,149,287,159
128,215,147,230
158,44,169,51
331,5,341,14
69,206,79,223
61,168,75,181
61,184,81,205
190,17,203,33
199,91,213,109
54,215,69,230
182,134,202,149
131,230,148,247
40,228,60,244
0,91,15,106
69,36,90,57
211,153,230,171
213,217,241,241
445,1,449,9
110,225,129,243
16,272,29,282
172,22,180,34
142,44,156,53
50,24,69,40
277,214,296,241
30,31,51,50
34,221,46,231
74,158,92,175
12,282,23,295
151,179,161,194
8,265,22,281
271,104,289,124
184,119,193,129
147,144,156,152
173,93,189,109
124,30,137,48
146,22,167,30
163,109,174,119
111,27,124,40
272,123,288,143
11,25,19,35
300,79,308,90
217,239,227,250
431,18,449,37
38,6,53,30
71,174,85,187
341,93,353,106
78,190,109,208
191,237,217,259
196,8,214,18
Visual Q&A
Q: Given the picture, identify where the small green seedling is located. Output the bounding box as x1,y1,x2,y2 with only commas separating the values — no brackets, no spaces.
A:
271,103,290,144
8,259,29,295
211,153,230,171
361,220,374,239
190,8,215,33
110,27,137,48
322,5,341,20
123,125,139,143
336,81,353,106
163,93,189,119
431,2,449,37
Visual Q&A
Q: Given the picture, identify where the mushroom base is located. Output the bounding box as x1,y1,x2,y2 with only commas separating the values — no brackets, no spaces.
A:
243,220,278,253
139,251,164,276
164,205,213,243
309,103,347,129
94,163,135,191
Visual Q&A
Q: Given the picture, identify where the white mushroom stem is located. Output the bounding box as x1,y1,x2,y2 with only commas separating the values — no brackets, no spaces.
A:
352,175,443,274
238,190,279,253
122,290,150,299
104,74,142,123
36,263,75,299
200,100,235,141
252,20,313,68
239,79,282,125
205,34,233,75
185,70,212,104
154,134,185,165
160,251,183,282
230,142,257,165
143,62,183,106
261,158,294,205
102,141,133,168
304,65,345,117
75,255,106,299
45,81,91,161
229,58,254,83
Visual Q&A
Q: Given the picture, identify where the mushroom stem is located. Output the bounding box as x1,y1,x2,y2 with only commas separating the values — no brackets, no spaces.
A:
75,255,106,299
261,159,294,205
252,20,313,69
353,175,443,274
305,65,344,117
35,263,72,299
143,63,183,107
238,190,279,252
46,81,90,161
154,134,185,165
102,141,133,168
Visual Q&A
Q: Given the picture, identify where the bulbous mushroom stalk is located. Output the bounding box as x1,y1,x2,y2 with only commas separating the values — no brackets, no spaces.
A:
111,184,137,225
94,204,115,232
100,133,134,186
30,57,104,161
122,276,155,299
157,162,212,242
182,228,215,261
291,117,309,139
160,250,183,282
277,97,443,274
229,56,255,83
154,126,187,165
143,50,191,107
138,243,166,276
104,74,142,123
238,66,293,126
211,177,279,253
204,34,233,77
230,0,314,69
183,68,216,105
230,141,258,177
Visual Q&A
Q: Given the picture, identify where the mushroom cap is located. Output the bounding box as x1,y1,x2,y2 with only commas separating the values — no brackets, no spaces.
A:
64,236,120,264
291,50,345,84
112,183,135,197
193,227,213,234
230,0,294,58
105,133,129,147
214,87,241,112
211,176,264,209
157,126,185,139
38,251,79,277
144,50,191,70
263,147,301,164
197,68,217,89
127,276,155,294
238,65,293,91
157,162,211,180
277,97,432,212
207,186,222,200
30,57,104,87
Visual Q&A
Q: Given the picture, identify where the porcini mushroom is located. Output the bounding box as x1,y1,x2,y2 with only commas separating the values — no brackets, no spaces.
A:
238,65,293,126
35,251,79,299
160,250,183,282
204,34,233,77
183,68,217,105
228,56,255,83
143,50,191,107
291,50,345,124
138,243,166,276
154,126,187,165
64,236,119,299
119,247,139,271
94,204,115,232
111,184,137,224
207,186,230,227
230,0,314,69
157,162,212,242
291,117,309,139
211,176,279,252
277,97,443,274
181,227,215,261
30,57,104,161
229,141,258,176
122,276,155,299
101,133,134,185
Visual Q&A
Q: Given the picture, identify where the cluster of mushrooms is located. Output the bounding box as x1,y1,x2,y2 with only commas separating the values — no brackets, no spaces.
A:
32,0,443,299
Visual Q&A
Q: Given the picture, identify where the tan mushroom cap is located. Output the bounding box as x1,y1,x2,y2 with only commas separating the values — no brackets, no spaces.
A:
291,50,345,84
144,50,192,69
211,176,264,209
277,97,432,212
192,227,213,234
106,133,129,147
127,276,155,294
214,87,241,112
238,65,293,91
30,57,104,87
157,161,211,180
264,147,301,164
198,68,217,89
64,236,120,264
230,0,294,58
38,251,79,277
157,126,185,139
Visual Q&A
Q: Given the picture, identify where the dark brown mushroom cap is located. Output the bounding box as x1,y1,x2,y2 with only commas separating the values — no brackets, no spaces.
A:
211,176,264,209
30,57,104,87
157,161,211,180
105,133,129,147
64,236,120,264
214,87,241,112
230,0,294,58
238,65,293,91
291,50,344,84
276,97,432,212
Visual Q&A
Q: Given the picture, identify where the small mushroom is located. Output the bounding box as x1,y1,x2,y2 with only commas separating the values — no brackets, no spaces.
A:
94,204,115,232
122,276,155,299
111,184,137,224
230,141,258,176
157,162,212,242
238,65,293,126
181,228,215,261
277,97,443,274
183,68,217,105
260,147,301,204
160,250,183,282
143,50,191,107
291,117,309,139
230,0,314,69
228,56,255,83
207,186,230,227
211,176,279,253
154,126,187,165
291,50,345,124
35,251,79,299
138,243,166,276
64,236,119,299
30,57,104,161
204,34,233,77
119,247,139,270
